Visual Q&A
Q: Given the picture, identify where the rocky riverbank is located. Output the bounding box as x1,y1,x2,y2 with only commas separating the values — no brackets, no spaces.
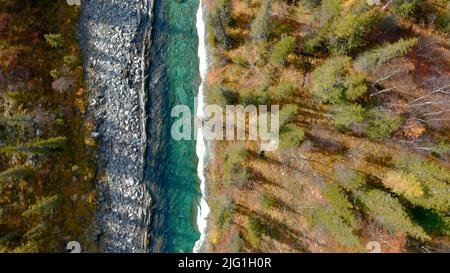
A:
79,0,154,253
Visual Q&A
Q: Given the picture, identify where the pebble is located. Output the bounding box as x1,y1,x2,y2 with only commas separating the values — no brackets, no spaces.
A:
79,0,153,253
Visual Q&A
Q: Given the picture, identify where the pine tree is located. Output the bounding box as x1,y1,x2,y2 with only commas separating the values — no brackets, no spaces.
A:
44,33,63,48
270,35,296,67
279,104,299,126
354,38,418,72
333,165,366,191
247,215,263,248
310,56,368,104
383,170,425,200
0,112,34,127
358,189,431,241
391,0,421,19
364,109,402,139
307,205,361,247
0,136,67,155
329,9,382,55
321,184,356,227
250,0,272,42
279,124,305,151
209,0,233,48
12,241,39,253
223,143,250,187
331,104,365,131
0,166,33,181
271,81,294,101
393,154,450,212
22,195,61,218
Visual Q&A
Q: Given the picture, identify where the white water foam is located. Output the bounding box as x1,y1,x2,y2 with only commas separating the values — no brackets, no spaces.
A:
193,0,211,253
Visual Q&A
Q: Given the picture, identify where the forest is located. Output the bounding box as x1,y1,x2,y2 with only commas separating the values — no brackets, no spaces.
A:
0,0,449,254
0,0,96,252
204,0,450,252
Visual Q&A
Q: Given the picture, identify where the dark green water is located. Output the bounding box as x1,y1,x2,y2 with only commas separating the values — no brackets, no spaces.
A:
145,0,201,253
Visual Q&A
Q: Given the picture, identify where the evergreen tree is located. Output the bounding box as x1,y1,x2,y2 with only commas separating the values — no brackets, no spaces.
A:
270,35,296,67
271,81,294,101
251,0,272,42
22,195,61,218
364,109,402,139
12,241,39,253
0,166,33,181
247,215,263,248
311,56,368,104
333,165,366,191
304,8,382,55
223,143,250,187
307,205,361,247
330,9,382,55
0,136,67,155
358,189,431,241
321,184,356,228
391,0,421,19
209,0,233,48
279,104,299,126
393,154,450,212
331,104,365,131
383,170,424,200
354,38,418,72
279,124,305,151
44,33,63,48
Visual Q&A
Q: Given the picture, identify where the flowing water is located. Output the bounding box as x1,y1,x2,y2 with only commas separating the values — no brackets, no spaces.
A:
194,0,210,253
145,0,207,253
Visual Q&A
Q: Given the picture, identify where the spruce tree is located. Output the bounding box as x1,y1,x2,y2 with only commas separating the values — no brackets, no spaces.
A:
279,124,305,151
0,136,67,155
358,189,431,241
22,195,61,218
209,0,233,48
250,0,272,42
354,38,418,72
0,166,33,181
270,35,296,67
